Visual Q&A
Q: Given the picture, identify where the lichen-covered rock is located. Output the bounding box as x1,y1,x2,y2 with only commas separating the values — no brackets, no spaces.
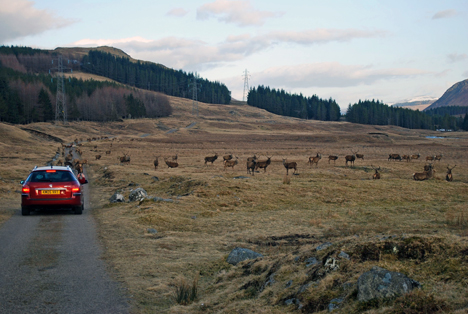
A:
129,188,148,202
316,242,332,251
109,193,125,203
357,266,421,302
226,247,263,265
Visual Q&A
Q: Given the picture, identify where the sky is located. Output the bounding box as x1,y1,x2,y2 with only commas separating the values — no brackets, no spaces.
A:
1,0,467,111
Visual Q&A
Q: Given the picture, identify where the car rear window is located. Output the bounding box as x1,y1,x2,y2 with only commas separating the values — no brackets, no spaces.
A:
30,171,75,182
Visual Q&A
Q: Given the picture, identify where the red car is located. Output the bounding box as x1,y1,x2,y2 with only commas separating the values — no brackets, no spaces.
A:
21,166,88,216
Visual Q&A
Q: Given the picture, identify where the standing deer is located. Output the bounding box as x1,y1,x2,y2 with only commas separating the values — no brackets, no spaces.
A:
204,153,218,165
153,156,159,170
308,153,321,167
426,155,435,162
435,154,443,162
282,159,297,175
356,153,364,160
388,154,402,161
224,157,238,170
345,151,357,167
402,155,411,162
411,153,420,161
95,154,101,160
223,154,233,162
328,155,338,165
446,165,456,182
371,165,381,180
255,156,272,172
165,158,179,168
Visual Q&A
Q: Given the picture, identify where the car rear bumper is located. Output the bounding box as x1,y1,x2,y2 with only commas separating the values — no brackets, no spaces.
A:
21,195,83,207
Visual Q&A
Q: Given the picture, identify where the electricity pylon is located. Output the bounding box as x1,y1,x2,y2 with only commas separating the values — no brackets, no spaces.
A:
242,69,250,102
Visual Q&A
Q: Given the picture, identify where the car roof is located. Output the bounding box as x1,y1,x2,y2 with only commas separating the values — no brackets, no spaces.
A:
33,166,73,172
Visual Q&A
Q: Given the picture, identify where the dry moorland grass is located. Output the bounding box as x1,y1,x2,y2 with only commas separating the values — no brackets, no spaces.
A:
1,98,467,313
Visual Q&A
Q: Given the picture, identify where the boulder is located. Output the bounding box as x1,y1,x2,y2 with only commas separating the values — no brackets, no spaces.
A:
129,188,148,202
226,247,263,265
316,242,332,251
357,266,421,302
109,193,125,203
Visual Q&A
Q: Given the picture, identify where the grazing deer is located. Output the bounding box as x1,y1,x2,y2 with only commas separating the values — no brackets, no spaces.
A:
153,156,159,170
413,164,436,181
255,156,272,172
356,153,364,160
402,155,411,162
345,151,357,167
224,157,238,170
446,165,456,182
388,154,402,161
371,165,381,180
411,153,420,161
204,153,218,165
308,153,321,168
165,158,178,168
328,155,338,165
435,154,443,162
95,154,101,160
426,155,435,162
282,159,297,175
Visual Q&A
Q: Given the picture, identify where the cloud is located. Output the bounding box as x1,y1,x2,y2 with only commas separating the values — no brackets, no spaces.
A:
71,28,385,70
0,0,74,43
196,0,283,26
166,8,189,17
463,71,468,78
432,9,457,19
447,53,467,63
249,63,429,88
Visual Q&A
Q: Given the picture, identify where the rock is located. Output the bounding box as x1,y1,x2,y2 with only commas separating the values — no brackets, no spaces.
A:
328,298,344,312
152,196,174,202
129,188,148,202
316,242,332,251
339,251,350,260
233,176,250,179
147,228,157,234
285,280,293,288
152,176,159,181
357,266,421,302
305,257,319,267
109,193,125,203
261,273,275,291
226,247,263,265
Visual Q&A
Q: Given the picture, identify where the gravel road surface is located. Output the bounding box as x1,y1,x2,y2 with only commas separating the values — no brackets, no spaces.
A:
0,172,130,314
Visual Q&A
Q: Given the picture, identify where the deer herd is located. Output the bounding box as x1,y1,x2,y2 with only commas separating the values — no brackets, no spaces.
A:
56,138,459,183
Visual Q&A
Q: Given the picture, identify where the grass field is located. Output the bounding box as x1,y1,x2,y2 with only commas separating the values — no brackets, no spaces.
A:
1,98,467,313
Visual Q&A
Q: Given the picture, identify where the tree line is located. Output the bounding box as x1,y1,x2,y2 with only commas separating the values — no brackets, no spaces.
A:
0,62,172,124
247,86,341,121
346,100,468,131
81,50,231,104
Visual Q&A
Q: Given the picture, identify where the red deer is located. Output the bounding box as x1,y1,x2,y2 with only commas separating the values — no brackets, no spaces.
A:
247,154,257,163
223,154,233,162
446,165,456,182
356,153,364,160
435,154,443,162
371,165,381,180
165,158,178,168
426,155,435,162
413,164,435,181
171,154,178,161
119,153,130,164
105,150,111,155
246,159,256,175
204,153,218,165
81,159,88,165
388,154,402,161
402,155,411,162
65,154,73,162
154,156,159,170
64,161,73,167
308,153,321,167
56,159,63,166
282,159,297,175
95,154,101,160
411,153,420,161
255,156,272,172
224,157,238,170
328,155,338,165
345,151,357,167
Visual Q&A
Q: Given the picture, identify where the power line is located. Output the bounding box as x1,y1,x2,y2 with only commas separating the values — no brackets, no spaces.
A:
242,69,250,102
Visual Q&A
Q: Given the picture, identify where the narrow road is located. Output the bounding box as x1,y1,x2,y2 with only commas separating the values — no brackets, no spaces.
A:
0,169,130,314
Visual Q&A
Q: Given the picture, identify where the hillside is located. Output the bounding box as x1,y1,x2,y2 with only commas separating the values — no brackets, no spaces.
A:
426,79,468,110
392,98,436,111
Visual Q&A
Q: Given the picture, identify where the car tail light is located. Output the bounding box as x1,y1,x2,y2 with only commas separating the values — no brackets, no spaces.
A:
22,187,30,193
46,170,56,173
72,187,80,193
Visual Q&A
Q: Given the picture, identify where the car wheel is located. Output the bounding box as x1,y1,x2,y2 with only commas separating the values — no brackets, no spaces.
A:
21,206,30,216
74,204,83,215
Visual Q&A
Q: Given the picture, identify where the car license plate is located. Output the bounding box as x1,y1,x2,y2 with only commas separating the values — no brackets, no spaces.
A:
41,190,60,195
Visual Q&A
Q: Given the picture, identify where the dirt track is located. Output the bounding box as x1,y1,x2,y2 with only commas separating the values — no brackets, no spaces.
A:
0,169,130,314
